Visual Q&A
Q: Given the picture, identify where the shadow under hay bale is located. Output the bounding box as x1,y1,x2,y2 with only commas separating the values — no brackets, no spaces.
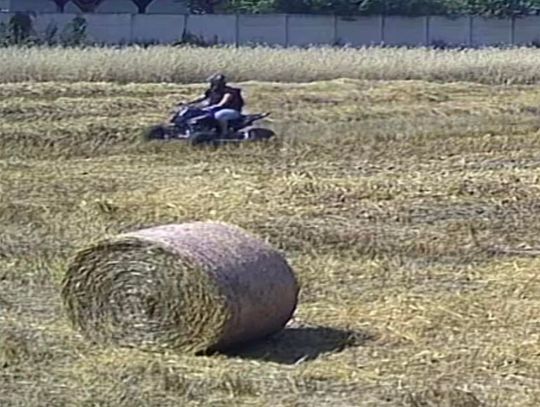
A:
61,222,300,354
221,325,375,365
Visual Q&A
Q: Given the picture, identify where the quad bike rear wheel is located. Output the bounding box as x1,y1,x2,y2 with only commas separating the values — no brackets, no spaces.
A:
188,131,218,146
239,127,276,141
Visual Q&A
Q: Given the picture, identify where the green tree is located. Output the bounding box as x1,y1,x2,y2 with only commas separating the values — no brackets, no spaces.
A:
52,0,71,12
190,0,540,16
131,0,153,13
71,0,104,12
188,0,225,13
464,0,540,17
225,0,276,13
356,0,459,15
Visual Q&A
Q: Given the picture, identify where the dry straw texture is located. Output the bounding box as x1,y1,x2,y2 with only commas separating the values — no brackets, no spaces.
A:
3,45,540,84
61,222,300,353
3,75,540,406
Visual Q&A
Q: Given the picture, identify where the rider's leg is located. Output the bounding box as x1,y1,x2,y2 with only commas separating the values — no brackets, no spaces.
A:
214,109,241,137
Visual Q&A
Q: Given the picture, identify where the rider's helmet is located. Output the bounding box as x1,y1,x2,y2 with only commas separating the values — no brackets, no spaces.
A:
208,73,226,89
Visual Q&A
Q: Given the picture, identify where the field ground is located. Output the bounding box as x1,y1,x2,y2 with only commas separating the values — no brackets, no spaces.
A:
1,58,540,405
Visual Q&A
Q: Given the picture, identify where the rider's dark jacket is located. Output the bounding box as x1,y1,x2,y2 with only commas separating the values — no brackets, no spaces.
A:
205,86,244,112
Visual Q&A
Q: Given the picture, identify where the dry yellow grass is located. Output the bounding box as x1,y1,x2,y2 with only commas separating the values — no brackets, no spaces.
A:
1,47,540,406
2,45,540,84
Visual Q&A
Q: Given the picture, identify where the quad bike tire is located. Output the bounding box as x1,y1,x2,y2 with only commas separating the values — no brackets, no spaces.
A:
240,127,276,141
144,124,188,141
143,125,167,141
187,131,218,146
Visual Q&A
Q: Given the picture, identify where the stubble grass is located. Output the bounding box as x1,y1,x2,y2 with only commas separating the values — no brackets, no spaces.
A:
2,45,540,84
1,46,540,406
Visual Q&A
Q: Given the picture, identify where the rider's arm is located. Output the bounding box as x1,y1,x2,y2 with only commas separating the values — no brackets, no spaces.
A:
182,89,210,106
184,95,206,105
215,93,232,107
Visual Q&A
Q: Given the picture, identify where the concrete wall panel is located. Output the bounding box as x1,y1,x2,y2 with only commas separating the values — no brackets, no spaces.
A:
472,17,511,46
336,16,382,46
384,16,427,46
84,13,132,43
1,12,538,48
185,14,236,44
238,14,286,46
514,16,540,45
32,13,77,36
287,15,335,46
132,13,185,43
428,16,470,45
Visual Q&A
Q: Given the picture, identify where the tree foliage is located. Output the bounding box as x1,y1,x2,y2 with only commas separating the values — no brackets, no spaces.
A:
198,0,540,16
70,0,105,13
131,0,154,13
187,0,225,14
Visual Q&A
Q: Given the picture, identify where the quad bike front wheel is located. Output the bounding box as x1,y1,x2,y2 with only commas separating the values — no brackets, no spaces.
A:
143,125,167,141
143,124,188,141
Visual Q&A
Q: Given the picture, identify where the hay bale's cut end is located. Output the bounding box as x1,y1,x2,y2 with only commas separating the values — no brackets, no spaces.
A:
61,221,299,353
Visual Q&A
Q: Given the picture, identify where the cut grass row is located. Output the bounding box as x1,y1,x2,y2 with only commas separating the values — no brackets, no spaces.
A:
1,75,540,405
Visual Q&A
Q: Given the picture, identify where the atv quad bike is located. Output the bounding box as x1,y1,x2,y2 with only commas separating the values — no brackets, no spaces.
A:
144,104,275,146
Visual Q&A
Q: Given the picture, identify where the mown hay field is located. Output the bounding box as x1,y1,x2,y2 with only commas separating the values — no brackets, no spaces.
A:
1,46,540,406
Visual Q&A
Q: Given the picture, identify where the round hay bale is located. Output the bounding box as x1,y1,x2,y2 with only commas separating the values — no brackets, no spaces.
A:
61,222,299,353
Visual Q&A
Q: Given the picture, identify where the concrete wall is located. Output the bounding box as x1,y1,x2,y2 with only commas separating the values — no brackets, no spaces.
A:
514,16,540,45
238,14,287,46
84,13,132,43
472,16,512,46
384,16,427,46
132,13,185,42
336,16,382,46
184,14,236,44
287,15,335,46
5,12,540,48
428,16,470,46
32,12,74,36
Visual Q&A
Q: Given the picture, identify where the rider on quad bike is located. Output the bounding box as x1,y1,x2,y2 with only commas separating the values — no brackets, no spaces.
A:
146,76,273,144
184,73,245,138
